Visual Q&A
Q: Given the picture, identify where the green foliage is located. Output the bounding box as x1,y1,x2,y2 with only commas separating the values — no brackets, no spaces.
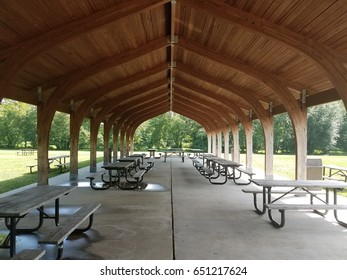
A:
134,112,207,150
307,102,342,154
50,112,70,150
335,112,347,152
0,99,104,150
0,99,346,155
274,113,294,154
0,100,33,148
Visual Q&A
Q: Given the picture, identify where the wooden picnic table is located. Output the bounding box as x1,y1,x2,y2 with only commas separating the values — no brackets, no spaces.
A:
46,155,70,172
117,156,141,169
101,162,134,189
163,150,185,162
248,179,347,228
148,148,156,157
208,158,242,185
323,164,347,182
0,185,77,257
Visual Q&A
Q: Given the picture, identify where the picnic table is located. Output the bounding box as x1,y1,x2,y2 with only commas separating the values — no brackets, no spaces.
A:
323,164,347,182
118,156,141,169
48,155,70,172
208,158,242,184
163,150,185,162
16,148,36,156
247,179,347,228
101,162,134,189
148,148,156,157
0,185,77,257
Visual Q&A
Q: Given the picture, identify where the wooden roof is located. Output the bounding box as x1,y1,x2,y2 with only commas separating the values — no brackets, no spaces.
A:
1,0,347,132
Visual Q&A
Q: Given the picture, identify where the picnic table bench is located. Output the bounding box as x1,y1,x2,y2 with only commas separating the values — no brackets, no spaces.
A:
49,155,70,173
10,249,46,260
39,202,101,259
234,167,256,185
27,163,38,173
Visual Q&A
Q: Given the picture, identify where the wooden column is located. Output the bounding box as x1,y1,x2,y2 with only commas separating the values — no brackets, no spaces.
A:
207,132,212,153
231,125,240,162
119,128,125,158
294,91,308,180
217,130,222,157
37,103,50,186
89,118,99,173
262,114,274,179
103,122,111,164
212,132,217,155
69,109,79,182
223,127,229,160
113,124,120,162
243,120,253,170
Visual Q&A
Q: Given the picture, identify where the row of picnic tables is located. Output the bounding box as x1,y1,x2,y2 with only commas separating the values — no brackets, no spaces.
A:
192,154,252,185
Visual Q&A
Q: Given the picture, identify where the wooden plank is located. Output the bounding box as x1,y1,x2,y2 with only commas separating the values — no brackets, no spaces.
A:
266,203,347,211
39,203,101,245
11,249,46,260
0,186,76,217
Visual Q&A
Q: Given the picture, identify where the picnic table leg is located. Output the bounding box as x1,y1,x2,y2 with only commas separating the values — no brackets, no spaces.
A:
9,217,16,257
267,209,286,228
310,189,329,217
208,166,228,184
0,218,17,257
5,207,44,233
251,187,267,215
333,189,347,227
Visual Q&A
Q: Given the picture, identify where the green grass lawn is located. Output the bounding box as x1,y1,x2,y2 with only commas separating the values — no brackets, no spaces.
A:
0,149,103,194
239,153,347,179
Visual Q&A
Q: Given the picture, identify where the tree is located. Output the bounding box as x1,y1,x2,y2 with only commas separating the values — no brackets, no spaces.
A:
134,113,207,150
274,113,294,154
307,103,338,154
335,112,347,152
50,112,70,150
0,100,26,148
21,106,37,148
253,119,265,153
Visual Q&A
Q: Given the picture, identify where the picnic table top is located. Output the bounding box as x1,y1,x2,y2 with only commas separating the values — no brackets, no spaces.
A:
251,179,347,188
0,185,76,217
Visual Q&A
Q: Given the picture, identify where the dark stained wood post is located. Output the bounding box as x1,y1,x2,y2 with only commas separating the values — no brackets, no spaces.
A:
37,103,50,186
113,122,121,162
89,118,99,173
69,110,79,181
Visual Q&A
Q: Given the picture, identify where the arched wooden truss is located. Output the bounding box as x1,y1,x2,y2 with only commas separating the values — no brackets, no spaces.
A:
1,0,347,184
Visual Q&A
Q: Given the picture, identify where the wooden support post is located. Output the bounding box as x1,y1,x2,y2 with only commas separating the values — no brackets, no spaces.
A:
231,125,240,163
113,124,119,162
69,110,79,182
207,132,212,154
37,103,50,186
89,118,98,173
243,121,253,170
217,130,222,157
223,127,230,160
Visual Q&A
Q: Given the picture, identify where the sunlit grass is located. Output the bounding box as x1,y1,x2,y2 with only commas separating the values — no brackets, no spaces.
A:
0,150,103,194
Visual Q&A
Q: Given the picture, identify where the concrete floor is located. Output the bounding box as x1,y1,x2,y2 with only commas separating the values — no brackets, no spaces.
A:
1,155,347,260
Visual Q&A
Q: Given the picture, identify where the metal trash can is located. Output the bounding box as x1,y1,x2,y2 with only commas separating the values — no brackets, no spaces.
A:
307,158,323,180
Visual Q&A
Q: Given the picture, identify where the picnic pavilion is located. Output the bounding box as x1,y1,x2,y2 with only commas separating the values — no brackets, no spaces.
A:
0,1,347,184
